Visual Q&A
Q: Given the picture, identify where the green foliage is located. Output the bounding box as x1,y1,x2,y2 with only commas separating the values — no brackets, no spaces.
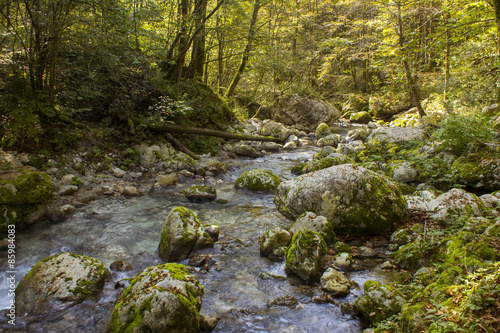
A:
434,114,493,155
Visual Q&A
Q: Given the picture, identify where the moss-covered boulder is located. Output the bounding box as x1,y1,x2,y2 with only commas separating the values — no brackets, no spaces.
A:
428,188,484,225
354,280,405,324
158,207,214,262
289,211,336,244
320,268,351,296
234,144,260,158
108,263,204,333
260,121,291,141
292,155,355,175
285,229,327,282
350,111,372,124
16,252,107,317
235,169,281,193
275,164,407,236
317,134,342,148
260,227,291,259
315,122,332,139
0,169,54,232
182,185,217,202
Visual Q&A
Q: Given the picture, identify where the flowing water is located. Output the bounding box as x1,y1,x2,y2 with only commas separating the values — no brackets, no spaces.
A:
0,146,398,332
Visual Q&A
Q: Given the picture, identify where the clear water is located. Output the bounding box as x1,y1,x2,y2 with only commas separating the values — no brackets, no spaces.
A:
0,148,396,332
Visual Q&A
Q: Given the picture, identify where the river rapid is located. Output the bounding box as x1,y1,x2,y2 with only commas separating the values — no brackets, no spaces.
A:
0,146,398,332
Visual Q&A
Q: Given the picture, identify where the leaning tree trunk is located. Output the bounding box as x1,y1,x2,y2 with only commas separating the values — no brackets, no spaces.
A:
225,0,261,97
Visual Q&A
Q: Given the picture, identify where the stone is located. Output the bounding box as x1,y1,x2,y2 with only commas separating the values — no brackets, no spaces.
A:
368,95,412,118
357,246,377,258
333,252,353,271
350,111,372,124
112,167,126,178
380,261,395,270
289,211,336,244
204,225,220,242
121,186,138,197
260,227,291,258
320,268,351,296
158,207,214,262
390,229,411,246
183,185,217,202
261,121,291,141
58,204,76,219
368,127,425,144
317,134,342,148
261,142,281,152
107,263,204,333
273,96,341,132
354,280,406,324
283,142,297,150
315,123,332,139
392,162,418,183
134,143,175,167
16,253,107,317
294,154,355,175
274,164,407,236
58,185,79,196
61,174,77,184
235,169,281,193
346,128,370,142
234,144,260,158
428,188,484,225
200,314,219,332
285,229,327,282
156,173,178,186
110,260,133,272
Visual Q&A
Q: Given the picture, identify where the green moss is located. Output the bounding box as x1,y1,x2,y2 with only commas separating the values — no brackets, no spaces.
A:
363,280,382,292
334,241,351,253
235,169,281,193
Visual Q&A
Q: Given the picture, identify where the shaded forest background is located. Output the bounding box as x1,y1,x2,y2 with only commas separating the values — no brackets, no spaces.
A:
0,0,499,153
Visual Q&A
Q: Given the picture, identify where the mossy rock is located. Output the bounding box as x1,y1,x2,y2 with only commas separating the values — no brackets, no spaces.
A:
290,211,337,245
334,241,351,254
350,111,372,124
16,252,107,317
285,229,327,282
158,207,214,262
107,263,204,333
260,227,291,259
400,303,429,333
294,155,355,175
354,280,405,324
315,122,332,139
0,170,54,232
182,185,217,202
451,153,500,191
275,164,407,236
235,169,281,193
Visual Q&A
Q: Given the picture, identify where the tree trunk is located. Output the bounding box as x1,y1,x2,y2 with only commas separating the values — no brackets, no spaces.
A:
492,0,500,56
146,122,282,143
188,0,208,79
225,0,261,97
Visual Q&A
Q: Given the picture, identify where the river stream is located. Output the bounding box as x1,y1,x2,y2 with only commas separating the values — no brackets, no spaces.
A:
0,146,398,332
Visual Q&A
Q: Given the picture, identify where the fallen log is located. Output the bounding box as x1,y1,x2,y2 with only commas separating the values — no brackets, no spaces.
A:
162,132,200,160
146,122,282,143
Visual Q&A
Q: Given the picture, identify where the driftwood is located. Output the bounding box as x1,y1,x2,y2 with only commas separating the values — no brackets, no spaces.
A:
146,122,282,143
162,132,200,160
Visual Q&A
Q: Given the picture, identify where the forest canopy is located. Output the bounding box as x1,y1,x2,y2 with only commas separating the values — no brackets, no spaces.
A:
0,0,499,151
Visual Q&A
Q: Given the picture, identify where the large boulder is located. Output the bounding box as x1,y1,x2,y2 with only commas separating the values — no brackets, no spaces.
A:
16,253,107,317
275,164,406,235
158,207,214,262
354,280,405,324
235,169,281,193
367,127,425,144
0,161,54,232
108,263,204,333
285,229,327,282
427,188,484,225
261,121,292,141
273,96,341,132
133,143,176,167
369,95,412,119
289,211,336,244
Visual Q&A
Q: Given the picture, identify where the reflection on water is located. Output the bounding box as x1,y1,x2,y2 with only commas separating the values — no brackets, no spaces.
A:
0,148,395,332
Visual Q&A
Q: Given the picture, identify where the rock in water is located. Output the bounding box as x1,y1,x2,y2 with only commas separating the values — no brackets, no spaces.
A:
274,164,406,236
320,268,351,296
235,169,281,193
289,211,336,244
182,185,217,202
285,229,327,282
158,207,214,262
273,96,341,132
108,263,204,333
260,227,291,258
16,252,107,317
